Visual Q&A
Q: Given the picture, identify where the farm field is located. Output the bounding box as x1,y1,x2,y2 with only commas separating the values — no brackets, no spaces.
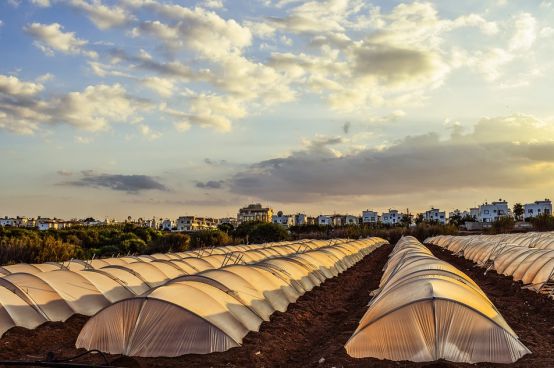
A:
0,237,552,367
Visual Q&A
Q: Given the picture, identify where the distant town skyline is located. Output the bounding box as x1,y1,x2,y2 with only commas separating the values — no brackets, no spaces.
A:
1,1,554,218
1,197,551,222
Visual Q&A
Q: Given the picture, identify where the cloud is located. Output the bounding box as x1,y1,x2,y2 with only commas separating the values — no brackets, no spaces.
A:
267,0,361,34
141,76,174,97
69,0,131,29
65,172,168,193
161,94,246,132
24,22,91,56
130,5,251,59
509,13,537,52
0,75,150,134
201,0,224,9
0,75,43,96
75,136,93,144
30,0,50,7
56,170,73,176
138,124,161,140
350,43,444,84
228,114,554,202
196,180,225,189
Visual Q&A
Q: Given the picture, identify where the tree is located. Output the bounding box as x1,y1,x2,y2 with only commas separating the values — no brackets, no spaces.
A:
189,230,231,249
530,213,554,231
248,223,289,243
400,212,413,228
217,222,234,234
147,232,190,253
490,216,515,234
415,213,424,225
513,203,524,221
448,213,462,227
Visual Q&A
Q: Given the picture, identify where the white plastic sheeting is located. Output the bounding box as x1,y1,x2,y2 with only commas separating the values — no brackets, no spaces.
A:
426,233,554,294
0,239,377,338
75,238,387,357
345,236,530,364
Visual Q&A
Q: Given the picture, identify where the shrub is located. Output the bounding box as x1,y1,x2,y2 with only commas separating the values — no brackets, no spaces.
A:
489,217,515,234
530,214,554,231
189,230,231,249
248,223,289,244
147,232,190,254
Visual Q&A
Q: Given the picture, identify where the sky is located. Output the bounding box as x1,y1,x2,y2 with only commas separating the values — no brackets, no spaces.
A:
1,0,554,220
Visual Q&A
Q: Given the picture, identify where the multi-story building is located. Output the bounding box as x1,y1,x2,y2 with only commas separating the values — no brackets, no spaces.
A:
11,216,29,227
524,199,552,219
423,208,446,224
469,207,479,220
0,217,14,227
478,199,510,222
317,215,332,226
176,216,219,231
161,218,174,231
272,211,295,228
141,218,158,229
237,203,273,224
343,215,360,226
219,217,238,227
331,215,344,227
37,218,59,231
362,210,378,224
293,213,307,226
381,209,399,225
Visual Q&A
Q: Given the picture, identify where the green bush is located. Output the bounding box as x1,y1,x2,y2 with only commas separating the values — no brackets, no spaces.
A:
248,223,289,244
489,217,515,234
0,224,192,264
530,214,554,231
288,223,458,244
189,230,231,249
147,232,190,254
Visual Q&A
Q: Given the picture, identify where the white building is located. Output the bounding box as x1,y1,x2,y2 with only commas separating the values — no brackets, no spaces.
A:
362,210,378,224
272,211,295,228
161,218,174,231
343,215,359,226
237,203,273,224
293,213,307,226
37,219,58,231
0,217,14,227
423,208,446,224
524,199,552,219
478,199,510,223
176,216,218,231
317,215,332,226
382,209,399,225
219,217,238,227
469,207,479,220
142,218,158,229
331,215,343,227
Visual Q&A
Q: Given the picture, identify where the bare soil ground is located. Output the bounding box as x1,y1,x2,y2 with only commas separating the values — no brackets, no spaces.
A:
0,243,552,368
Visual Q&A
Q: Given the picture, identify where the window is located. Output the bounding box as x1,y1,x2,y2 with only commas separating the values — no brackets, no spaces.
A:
484,210,489,214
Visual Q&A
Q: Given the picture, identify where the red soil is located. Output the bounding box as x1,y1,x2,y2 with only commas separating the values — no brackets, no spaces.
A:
0,243,552,368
